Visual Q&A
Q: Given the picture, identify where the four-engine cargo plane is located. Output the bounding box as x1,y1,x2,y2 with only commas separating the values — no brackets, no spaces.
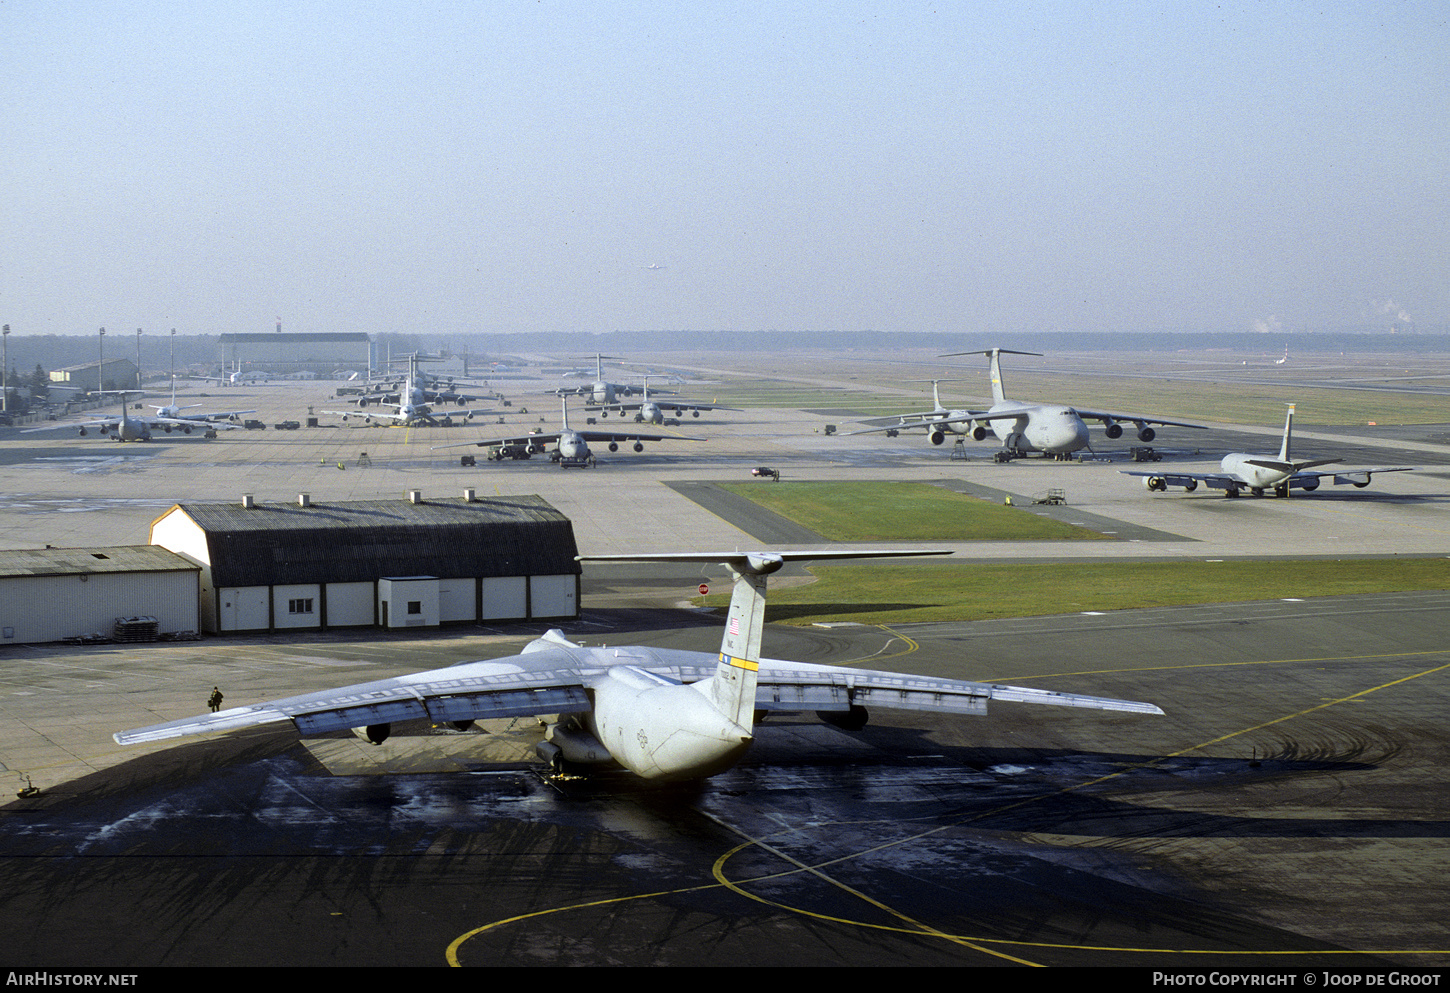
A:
587,375,738,424
434,397,703,466
854,349,1205,459
115,549,1163,782
1124,404,1416,497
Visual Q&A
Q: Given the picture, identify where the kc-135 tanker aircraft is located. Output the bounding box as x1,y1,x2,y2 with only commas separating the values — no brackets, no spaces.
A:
1123,404,1417,497
116,550,1163,782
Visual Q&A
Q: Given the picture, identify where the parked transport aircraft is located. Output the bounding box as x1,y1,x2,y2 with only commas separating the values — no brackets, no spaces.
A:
116,549,1163,782
1124,404,1416,497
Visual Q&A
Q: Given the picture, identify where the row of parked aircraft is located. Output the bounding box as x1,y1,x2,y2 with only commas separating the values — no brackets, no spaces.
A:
851,348,1415,497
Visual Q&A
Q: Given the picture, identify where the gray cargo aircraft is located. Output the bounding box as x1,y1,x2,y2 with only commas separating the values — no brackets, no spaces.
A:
855,349,1205,459
434,397,703,466
115,548,1163,781
553,353,668,406
587,375,738,424
22,398,242,441
1124,404,1416,497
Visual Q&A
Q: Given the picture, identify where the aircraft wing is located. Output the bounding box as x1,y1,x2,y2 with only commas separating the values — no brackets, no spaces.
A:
576,429,706,443
114,647,591,745
184,409,256,422
115,641,1160,749
432,431,565,451
1071,408,1206,430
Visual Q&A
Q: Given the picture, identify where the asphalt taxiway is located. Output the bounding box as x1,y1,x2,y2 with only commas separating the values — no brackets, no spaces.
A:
1,364,1448,967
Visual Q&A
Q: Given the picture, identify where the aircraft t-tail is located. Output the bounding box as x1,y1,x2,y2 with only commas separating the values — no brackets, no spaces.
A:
1123,404,1416,497
433,397,703,466
852,349,1204,459
115,549,1163,782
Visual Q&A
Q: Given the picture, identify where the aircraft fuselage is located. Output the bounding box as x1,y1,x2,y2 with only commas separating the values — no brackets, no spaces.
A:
989,403,1091,455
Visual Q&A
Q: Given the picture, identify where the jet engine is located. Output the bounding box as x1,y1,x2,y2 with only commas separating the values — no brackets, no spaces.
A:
929,430,945,445
1142,476,1168,492
1137,425,1156,442
353,723,391,745
817,705,869,731
632,441,644,452
607,441,619,452
78,427,88,437
1104,420,1123,439
971,422,988,441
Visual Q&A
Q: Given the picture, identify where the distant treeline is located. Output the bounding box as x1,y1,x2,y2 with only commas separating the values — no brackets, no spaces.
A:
4,328,1446,374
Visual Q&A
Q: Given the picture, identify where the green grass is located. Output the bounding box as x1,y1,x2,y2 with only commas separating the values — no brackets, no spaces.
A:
697,558,1450,625
717,481,1107,542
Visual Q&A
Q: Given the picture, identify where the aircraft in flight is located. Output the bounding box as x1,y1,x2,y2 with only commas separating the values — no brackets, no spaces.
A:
114,548,1163,782
1124,404,1416,498
435,397,702,466
23,394,243,441
854,349,1205,459
588,375,738,424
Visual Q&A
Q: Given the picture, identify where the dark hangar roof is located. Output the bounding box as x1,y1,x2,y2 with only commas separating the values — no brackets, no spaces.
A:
171,495,579,588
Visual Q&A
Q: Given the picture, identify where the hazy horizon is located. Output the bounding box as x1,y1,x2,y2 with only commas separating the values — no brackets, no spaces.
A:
5,3,1446,338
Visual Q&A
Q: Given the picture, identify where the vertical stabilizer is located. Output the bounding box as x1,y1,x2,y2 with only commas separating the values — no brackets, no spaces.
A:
709,556,779,729
1278,404,1295,463
987,349,1008,405
931,379,945,412
560,395,571,431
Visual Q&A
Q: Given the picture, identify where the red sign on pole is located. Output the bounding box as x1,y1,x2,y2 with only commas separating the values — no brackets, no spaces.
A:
698,583,709,595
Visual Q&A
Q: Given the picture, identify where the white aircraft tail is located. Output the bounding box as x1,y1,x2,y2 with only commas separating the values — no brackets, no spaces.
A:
576,549,952,732
1277,404,1294,462
937,349,1043,406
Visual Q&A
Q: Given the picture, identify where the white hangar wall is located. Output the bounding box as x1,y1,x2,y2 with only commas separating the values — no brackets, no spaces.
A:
0,547,200,645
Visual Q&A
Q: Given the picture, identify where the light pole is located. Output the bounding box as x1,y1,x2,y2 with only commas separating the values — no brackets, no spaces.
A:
98,328,105,407
136,328,143,394
169,328,176,385
2,325,10,416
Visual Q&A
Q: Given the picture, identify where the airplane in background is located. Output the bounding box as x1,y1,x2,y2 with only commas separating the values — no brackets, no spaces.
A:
114,548,1163,782
587,375,738,424
127,379,255,424
324,372,496,427
22,393,243,441
434,397,703,466
854,349,1205,460
553,353,666,406
847,379,974,444
1124,404,1417,498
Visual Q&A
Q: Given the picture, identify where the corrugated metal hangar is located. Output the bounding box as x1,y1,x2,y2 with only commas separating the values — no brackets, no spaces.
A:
149,491,581,634
0,546,200,644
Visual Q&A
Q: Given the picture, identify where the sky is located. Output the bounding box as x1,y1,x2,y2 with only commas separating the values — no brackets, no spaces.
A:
3,1,1447,338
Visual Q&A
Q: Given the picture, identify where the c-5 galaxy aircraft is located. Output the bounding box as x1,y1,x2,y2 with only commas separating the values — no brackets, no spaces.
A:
325,368,496,427
855,349,1205,460
553,353,665,406
587,376,738,425
434,397,703,466
115,548,1163,782
1124,404,1416,498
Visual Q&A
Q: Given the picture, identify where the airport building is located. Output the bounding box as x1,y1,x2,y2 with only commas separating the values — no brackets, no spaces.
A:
149,491,581,634
49,358,140,393
216,332,373,376
0,546,201,644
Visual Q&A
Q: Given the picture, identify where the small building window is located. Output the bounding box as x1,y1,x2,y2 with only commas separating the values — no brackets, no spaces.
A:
407,601,422,615
288,598,315,614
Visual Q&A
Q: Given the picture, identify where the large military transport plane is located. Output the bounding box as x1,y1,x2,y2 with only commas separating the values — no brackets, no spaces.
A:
587,376,738,424
434,397,703,466
1124,404,1416,498
23,394,244,441
116,549,1163,782
855,349,1205,459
